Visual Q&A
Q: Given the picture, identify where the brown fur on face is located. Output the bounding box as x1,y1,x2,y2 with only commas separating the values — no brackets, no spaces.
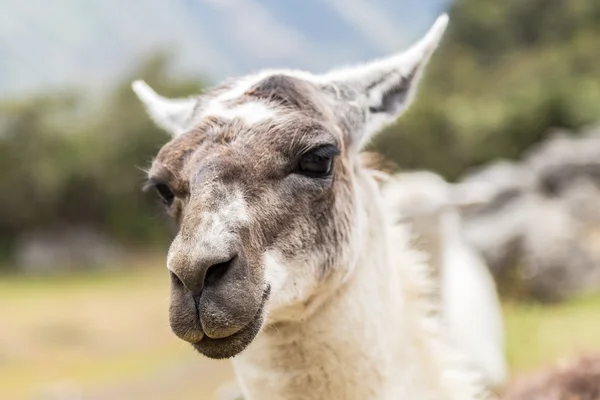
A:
146,75,357,359
359,151,398,175
242,74,325,118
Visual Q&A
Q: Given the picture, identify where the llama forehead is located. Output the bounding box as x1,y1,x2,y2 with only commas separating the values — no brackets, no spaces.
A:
150,73,348,181
150,116,338,185
196,71,330,124
192,71,366,145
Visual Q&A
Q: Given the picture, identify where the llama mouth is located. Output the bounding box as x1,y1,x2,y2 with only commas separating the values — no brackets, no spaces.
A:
191,285,271,359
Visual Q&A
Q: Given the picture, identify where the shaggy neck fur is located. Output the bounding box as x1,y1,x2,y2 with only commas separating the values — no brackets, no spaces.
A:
231,170,487,400
408,213,445,294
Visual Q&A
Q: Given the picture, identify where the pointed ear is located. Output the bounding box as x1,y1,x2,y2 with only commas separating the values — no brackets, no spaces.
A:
327,14,448,148
131,80,198,136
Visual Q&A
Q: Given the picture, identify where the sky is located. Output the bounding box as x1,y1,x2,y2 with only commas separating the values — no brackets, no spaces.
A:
0,0,450,96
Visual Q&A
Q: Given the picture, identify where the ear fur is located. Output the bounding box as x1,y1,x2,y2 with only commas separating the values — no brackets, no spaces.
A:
325,14,449,149
132,80,198,136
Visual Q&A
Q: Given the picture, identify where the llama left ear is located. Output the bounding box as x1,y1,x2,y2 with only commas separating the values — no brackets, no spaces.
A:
132,80,198,136
327,14,448,148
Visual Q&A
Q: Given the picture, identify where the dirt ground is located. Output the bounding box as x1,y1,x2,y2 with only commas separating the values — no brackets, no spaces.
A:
1,255,599,399
0,259,233,400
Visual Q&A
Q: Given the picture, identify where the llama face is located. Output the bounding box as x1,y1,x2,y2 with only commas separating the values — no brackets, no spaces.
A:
144,75,356,359
135,15,448,360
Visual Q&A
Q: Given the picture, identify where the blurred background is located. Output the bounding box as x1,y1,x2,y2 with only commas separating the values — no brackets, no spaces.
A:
1,0,600,399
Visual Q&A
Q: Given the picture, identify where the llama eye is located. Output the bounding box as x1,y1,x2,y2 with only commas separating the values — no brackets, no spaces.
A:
154,183,175,206
299,154,333,176
297,146,340,177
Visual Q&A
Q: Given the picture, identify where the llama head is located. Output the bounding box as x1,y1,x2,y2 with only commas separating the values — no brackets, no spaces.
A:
133,15,448,359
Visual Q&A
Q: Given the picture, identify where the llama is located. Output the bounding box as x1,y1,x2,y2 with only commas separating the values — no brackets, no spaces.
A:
133,15,489,400
380,171,508,392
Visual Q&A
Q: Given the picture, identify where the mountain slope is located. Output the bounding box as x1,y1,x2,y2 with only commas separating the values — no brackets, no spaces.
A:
0,0,450,95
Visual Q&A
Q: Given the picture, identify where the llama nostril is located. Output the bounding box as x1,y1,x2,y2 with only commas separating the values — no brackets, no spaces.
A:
204,256,235,287
170,253,237,296
169,270,184,289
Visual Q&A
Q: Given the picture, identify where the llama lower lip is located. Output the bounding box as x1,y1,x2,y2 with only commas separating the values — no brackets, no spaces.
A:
183,329,205,343
191,285,270,359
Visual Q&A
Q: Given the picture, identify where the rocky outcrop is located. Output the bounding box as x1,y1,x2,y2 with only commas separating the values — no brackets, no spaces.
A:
460,127,600,302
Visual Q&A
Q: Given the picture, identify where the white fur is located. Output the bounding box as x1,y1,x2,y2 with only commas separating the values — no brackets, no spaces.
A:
263,250,333,323
325,14,449,146
131,80,198,135
167,189,250,276
199,100,278,125
233,166,487,400
324,14,448,83
441,211,508,391
381,172,508,391
133,70,318,136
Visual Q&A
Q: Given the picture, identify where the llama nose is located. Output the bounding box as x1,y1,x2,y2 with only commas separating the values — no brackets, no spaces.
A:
170,253,236,296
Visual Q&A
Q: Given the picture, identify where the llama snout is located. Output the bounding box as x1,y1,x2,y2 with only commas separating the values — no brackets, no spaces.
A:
167,238,269,359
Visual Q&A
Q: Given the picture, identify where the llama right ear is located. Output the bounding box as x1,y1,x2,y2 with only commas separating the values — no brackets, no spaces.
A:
326,14,448,149
132,80,197,136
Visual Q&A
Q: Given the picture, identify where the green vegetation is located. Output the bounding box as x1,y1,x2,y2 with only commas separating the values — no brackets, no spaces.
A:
3,0,600,266
504,291,600,372
0,55,205,264
373,0,600,179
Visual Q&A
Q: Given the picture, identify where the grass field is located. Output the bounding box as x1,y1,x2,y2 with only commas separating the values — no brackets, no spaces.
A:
1,257,599,399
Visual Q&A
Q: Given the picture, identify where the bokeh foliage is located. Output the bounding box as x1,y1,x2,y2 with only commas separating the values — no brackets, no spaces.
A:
372,0,600,179
2,0,600,264
0,54,204,262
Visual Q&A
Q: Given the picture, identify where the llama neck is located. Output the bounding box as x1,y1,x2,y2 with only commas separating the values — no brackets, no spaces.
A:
439,210,469,251
233,255,404,399
410,210,468,284
232,172,475,400
408,213,445,284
